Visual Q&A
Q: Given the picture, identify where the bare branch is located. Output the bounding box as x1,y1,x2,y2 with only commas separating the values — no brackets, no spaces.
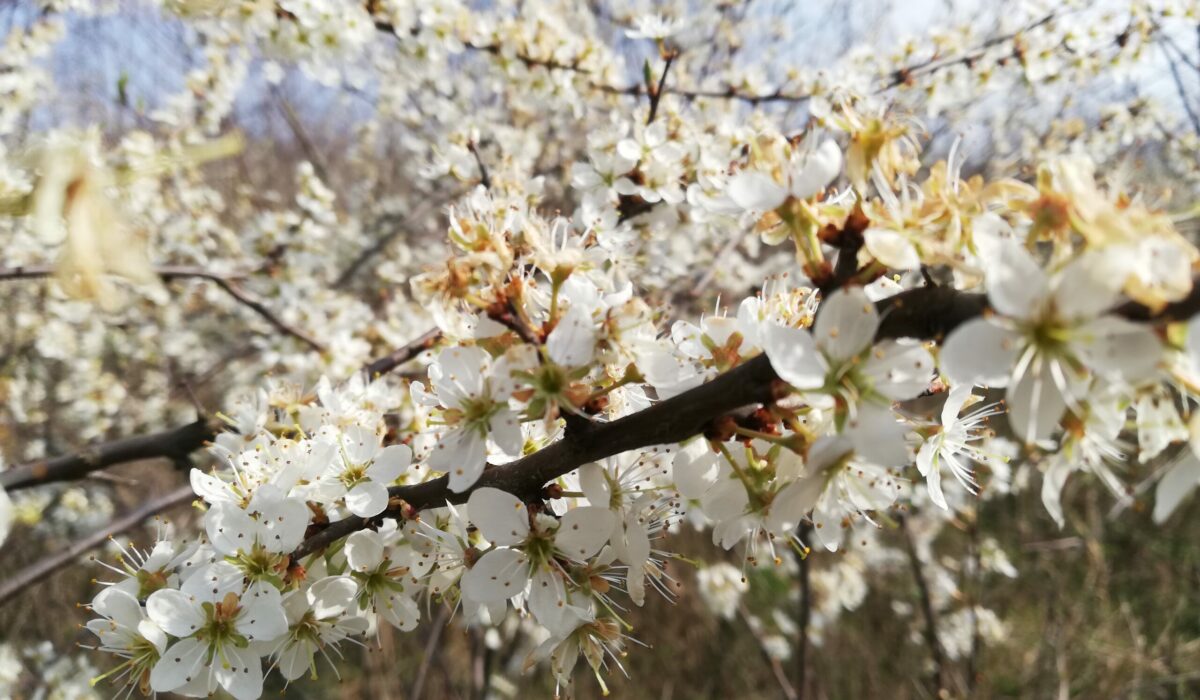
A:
0,418,218,492
333,193,461,288
0,264,326,353
0,485,195,607
361,327,442,379
203,274,326,353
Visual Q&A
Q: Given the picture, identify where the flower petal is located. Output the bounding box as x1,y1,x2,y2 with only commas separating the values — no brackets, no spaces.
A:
345,480,389,518
985,242,1047,320
940,319,1021,387
762,323,826,390
467,487,530,546
814,287,879,363
726,170,788,211
460,547,528,603
554,506,616,561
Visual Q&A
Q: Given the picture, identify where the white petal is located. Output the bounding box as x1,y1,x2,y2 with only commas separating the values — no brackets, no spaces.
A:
916,441,948,510
181,561,244,602
546,303,596,367
367,445,411,484
940,319,1021,387
845,406,910,466
1186,316,1200,370
1041,459,1073,529
527,567,569,632
0,486,11,547
488,408,524,457
379,590,421,630
149,637,208,694
701,478,749,523
940,384,975,427
190,468,234,504
985,242,1048,320
672,449,720,500
254,495,310,553
862,340,934,401
766,477,823,536
1051,251,1123,321
1154,452,1200,524
554,506,616,561
345,530,385,572
238,595,288,642
762,323,826,390
92,586,144,630
864,228,920,270
308,576,359,618
205,502,259,556
214,642,264,700
277,639,315,681
431,428,488,493
578,463,612,507
345,480,389,518
145,589,203,638
814,287,879,362
726,170,788,211
1073,316,1162,382
789,139,843,199
1006,359,1068,444
468,487,531,545
341,425,381,465
460,548,528,603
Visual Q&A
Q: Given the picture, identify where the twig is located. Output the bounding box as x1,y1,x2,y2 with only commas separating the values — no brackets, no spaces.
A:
467,140,491,189
0,485,195,607
879,12,1058,91
738,605,798,700
204,275,326,353
0,418,218,492
1159,40,1200,137
271,85,330,183
361,328,442,379
0,264,325,353
900,516,946,692
646,51,677,125
411,605,452,700
795,523,813,699
333,194,460,288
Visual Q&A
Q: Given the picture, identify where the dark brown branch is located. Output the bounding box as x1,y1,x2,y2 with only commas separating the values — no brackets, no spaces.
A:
0,485,195,607
880,11,1058,91
293,284,994,558
297,275,1200,557
0,418,218,492
1,327,439,494
646,51,677,125
0,264,326,353
361,328,442,379
467,140,492,189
